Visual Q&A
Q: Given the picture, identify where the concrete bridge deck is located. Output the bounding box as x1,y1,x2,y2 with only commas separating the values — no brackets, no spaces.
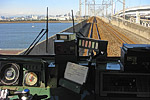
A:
84,16,150,56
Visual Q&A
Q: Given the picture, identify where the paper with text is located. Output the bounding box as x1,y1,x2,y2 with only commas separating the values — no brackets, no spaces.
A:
64,62,89,85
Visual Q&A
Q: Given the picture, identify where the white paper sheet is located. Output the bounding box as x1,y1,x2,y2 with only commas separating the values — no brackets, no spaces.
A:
64,62,89,85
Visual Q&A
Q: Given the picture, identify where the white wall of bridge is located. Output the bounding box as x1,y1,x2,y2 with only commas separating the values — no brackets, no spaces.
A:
100,16,150,42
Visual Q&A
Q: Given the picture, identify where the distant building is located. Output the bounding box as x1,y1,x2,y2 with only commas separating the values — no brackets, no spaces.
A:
56,15,72,21
31,15,38,20
68,13,71,16
1,16,5,20
0,13,77,21
37,15,45,20
49,17,57,21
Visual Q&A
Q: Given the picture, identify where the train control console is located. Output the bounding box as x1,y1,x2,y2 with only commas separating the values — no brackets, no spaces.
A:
121,44,150,73
96,44,150,100
0,31,150,100
54,33,150,99
0,55,52,99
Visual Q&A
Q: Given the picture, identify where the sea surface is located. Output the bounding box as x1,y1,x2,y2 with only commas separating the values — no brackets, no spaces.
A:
0,23,73,49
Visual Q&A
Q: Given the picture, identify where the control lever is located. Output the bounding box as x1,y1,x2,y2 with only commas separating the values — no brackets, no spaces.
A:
87,51,94,67
0,89,48,100
86,51,95,94
14,89,48,100
14,89,33,100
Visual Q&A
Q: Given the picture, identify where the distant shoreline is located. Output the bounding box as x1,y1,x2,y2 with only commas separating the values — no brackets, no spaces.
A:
0,20,78,24
0,49,23,55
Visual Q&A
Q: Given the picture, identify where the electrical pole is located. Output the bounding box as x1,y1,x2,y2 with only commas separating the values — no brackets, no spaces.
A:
88,3,90,16
106,5,108,17
102,6,104,17
93,0,95,16
79,0,82,18
85,0,87,17
112,0,113,16
123,0,125,19
102,0,112,18
46,7,48,53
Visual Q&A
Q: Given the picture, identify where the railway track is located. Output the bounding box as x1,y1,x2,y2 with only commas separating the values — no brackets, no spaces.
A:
85,17,137,56
83,17,101,56
96,18,136,44
96,17,138,56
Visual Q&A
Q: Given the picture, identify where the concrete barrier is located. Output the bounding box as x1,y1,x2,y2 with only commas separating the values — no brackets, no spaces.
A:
62,20,87,33
99,17,110,23
108,16,150,41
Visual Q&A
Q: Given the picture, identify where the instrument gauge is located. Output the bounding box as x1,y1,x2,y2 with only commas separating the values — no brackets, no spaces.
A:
24,72,38,86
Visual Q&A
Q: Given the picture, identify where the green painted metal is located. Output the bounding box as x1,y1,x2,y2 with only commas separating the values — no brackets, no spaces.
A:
0,86,50,99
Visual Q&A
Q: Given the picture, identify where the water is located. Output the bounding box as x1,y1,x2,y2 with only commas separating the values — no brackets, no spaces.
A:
0,23,73,49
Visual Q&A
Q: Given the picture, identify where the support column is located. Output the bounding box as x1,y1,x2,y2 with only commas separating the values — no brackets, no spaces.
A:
136,11,140,24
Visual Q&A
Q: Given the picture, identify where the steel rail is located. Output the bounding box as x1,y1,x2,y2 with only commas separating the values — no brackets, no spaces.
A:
97,18,136,44
94,17,101,40
83,17,101,56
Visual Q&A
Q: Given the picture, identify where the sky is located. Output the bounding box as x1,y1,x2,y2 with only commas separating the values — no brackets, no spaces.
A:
0,0,150,16
114,0,150,12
